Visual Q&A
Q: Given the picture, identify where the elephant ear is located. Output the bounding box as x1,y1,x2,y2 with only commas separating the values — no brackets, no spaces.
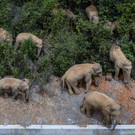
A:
18,82,23,92
106,105,119,116
122,61,132,71
6,34,13,41
93,64,101,72
89,68,94,74
1,35,6,40
123,61,132,67
105,105,112,114
117,62,122,68
18,80,26,92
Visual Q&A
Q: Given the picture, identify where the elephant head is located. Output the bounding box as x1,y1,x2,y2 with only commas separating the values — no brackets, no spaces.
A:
6,33,13,45
4,32,13,45
92,15,99,24
123,60,132,85
18,78,30,100
106,103,121,130
93,63,102,86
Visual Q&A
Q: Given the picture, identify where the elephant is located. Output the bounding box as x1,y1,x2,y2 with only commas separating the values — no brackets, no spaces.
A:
80,91,121,130
105,21,119,31
15,33,43,56
61,63,102,95
0,77,30,103
85,5,99,24
52,8,76,20
109,45,132,86
0,28,13,45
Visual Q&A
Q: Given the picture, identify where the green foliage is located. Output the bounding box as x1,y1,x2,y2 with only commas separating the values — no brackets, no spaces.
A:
37,55,52,73
97,0,121,22
0,0,135,79
0,42,32,78
36,55,52,82
52,31,90,76
50,9,71,34
20,38,37,60
0,0,59,37
116,36,135,62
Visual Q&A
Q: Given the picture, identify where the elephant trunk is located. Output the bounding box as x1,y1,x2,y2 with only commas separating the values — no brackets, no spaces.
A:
112,115,120,130
95,73,102,86
112,120,118,130
26,90,29,100
126,71,133,88
9,41,12,46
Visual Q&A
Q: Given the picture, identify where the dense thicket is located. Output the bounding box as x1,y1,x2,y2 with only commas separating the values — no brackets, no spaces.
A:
0,0,135,81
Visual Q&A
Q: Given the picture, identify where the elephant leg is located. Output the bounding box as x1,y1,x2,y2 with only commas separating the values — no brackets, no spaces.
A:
15,41,20,50
66,81,74,95
105,116,111,128
80,104,86,114
13,91,19,102
103,111,111,128
37,47,42,56
4,92,9,98
85,76,92,93
69,81,80,95
114,65,120,81
21,92,27,103
123,70,127,83
86,105,92,117
123,70,129,84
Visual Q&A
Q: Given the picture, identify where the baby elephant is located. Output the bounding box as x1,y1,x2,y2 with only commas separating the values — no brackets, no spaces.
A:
85,5,99,24
80,91,121,130
109,45,132,86
0,77,30,103
15,33,43,56
0,28,13,45
61,63,102,95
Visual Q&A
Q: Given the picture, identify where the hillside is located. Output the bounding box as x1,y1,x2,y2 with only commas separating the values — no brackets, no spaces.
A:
0,0,135,82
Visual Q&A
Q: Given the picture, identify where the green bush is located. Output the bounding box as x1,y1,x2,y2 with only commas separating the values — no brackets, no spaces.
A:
36,55,52,81
0,42,32,78
0,0,59,37
37,55,52,73
20,37,37,60
0,0,135,79
51,30,90,76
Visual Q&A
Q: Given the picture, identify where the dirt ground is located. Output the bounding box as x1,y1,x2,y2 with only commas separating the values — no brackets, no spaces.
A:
0,74,135,127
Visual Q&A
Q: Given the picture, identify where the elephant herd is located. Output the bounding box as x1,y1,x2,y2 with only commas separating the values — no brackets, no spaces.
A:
0,28,43,56
61,45,133,130
0,29,133,129
62,45,133,96
0,3,133,130
52,4,119,30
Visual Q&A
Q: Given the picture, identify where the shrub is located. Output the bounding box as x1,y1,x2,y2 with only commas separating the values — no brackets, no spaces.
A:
36,55,52,82
0,42,32,78
51,30,90,76
0,0,134,79
20,37,37,60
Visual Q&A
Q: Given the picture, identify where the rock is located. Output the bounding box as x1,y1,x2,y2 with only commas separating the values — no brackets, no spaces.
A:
105,73,112,81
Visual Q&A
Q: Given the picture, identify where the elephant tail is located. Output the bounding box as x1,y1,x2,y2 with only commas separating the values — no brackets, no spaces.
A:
61,75,66,89
81,97,86,108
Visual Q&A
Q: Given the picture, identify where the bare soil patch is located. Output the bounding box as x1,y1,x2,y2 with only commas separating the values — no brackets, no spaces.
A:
0,75,135,127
